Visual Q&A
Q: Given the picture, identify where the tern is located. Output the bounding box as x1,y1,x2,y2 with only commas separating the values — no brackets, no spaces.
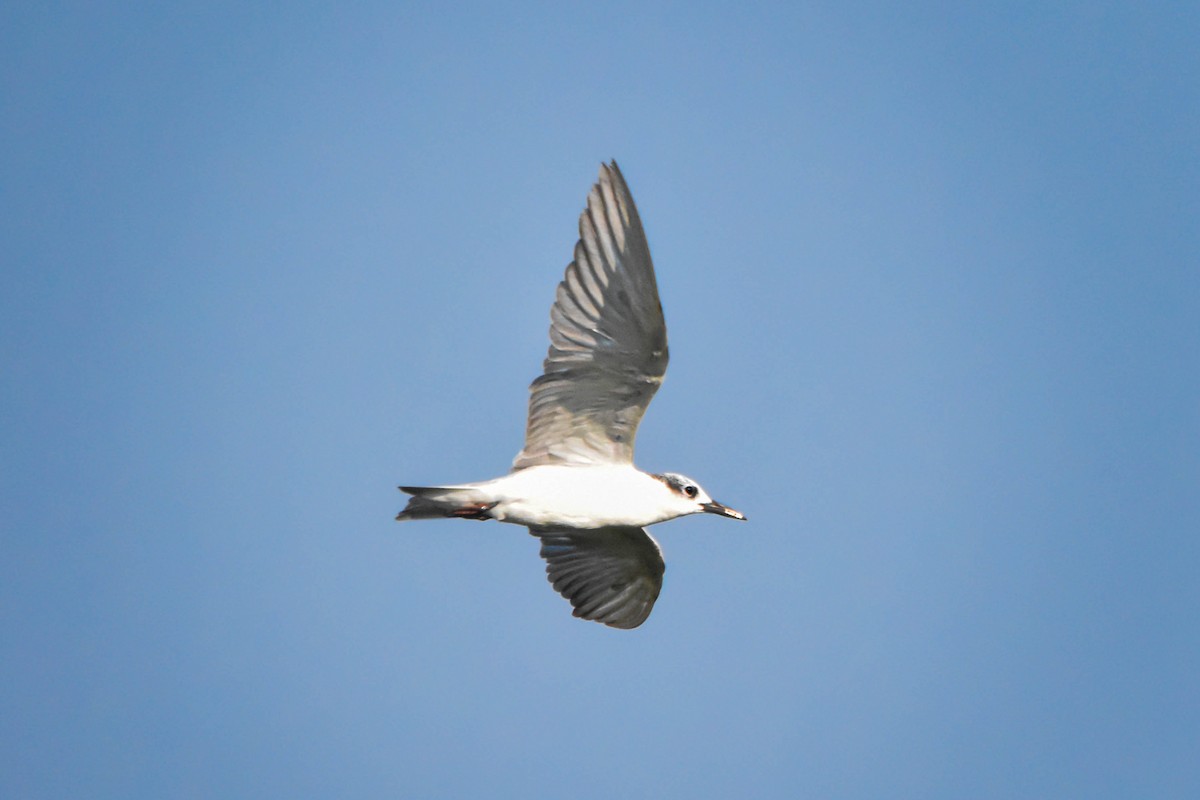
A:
396,161,745,629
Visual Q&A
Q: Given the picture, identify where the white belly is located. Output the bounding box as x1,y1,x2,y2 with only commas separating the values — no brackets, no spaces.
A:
482,465,674,529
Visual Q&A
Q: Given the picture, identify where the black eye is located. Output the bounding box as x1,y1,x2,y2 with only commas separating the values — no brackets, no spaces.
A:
684,485,698,498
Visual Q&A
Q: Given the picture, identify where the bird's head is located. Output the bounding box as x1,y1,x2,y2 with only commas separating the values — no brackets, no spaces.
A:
653,472,746,521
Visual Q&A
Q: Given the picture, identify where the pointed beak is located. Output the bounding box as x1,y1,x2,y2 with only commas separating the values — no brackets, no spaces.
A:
701,501,746,521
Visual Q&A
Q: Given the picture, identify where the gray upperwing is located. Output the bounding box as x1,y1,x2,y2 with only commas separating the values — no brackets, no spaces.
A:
532,526,665,629
513,162,669,470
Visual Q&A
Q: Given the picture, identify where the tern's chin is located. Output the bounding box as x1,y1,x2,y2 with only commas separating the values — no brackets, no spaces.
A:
701,501,746,521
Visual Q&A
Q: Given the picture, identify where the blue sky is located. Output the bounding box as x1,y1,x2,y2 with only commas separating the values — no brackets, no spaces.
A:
2,2,1197,797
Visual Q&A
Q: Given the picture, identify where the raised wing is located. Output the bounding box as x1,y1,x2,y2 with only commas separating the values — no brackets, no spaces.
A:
532,526,665,629
512,162,668,470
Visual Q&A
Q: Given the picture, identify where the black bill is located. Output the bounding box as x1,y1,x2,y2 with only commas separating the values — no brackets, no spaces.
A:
701,501,746,521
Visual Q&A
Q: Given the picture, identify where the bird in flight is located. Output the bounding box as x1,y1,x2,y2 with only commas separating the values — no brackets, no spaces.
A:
397,161,745,628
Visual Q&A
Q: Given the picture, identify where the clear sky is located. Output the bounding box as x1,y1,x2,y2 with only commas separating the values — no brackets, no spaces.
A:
2,3,1197,798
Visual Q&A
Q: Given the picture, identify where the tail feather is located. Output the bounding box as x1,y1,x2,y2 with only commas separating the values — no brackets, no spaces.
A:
396,485,497,521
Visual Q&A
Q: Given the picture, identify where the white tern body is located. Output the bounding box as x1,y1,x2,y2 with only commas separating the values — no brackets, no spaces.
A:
411,465,736,530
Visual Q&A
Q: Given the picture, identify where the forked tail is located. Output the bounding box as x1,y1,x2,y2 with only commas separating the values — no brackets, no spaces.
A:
395,486,498,521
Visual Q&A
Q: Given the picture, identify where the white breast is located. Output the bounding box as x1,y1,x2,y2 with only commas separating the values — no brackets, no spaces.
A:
484,465,680,529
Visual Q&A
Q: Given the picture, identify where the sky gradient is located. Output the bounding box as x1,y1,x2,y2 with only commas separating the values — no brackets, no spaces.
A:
3,3,1198,798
